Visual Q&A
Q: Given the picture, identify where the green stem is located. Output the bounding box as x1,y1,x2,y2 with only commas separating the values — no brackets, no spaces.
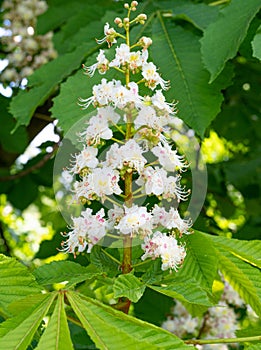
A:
185,335,261,346
132,258,152,268
101,248,121,265
209,0,230,6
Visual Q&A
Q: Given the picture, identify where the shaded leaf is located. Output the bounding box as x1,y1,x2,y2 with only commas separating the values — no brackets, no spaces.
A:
113,273,146,303
67,291,189,350
200,0,261,82
151,14,233,137
9,43,96,128
157,0,219,31
133,288,174,326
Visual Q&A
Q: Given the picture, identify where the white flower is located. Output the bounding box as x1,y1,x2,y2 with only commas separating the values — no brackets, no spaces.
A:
128,51,143,71
83,49,109,77
70,146,98,174
136,167,166,195
134,105,163,131
152,142,188,172
80,107,120,145
151,90,175,114
97,22,117,47
152,205,191,234
142,62,170,90
108,205,124,228
120,139,147,173
141,231,186,271
116,205,152,235
61,208,107,254
60,169,74,190
87,167,122,200
109,43,130,67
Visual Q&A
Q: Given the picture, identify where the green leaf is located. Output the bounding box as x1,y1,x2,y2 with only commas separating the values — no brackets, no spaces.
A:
151,13,233,137
0,254,41,317
8,174,38,210
9,43,96,128
67,291,190,350
0,293,56,350
210,235,261,269
200,0,261,82
90,246,120,276
134,288,174,326
0,294,49,337
148,277,213,307
36,293,73,350
252,25,261,60
215,245,261,317
0,96,28,154
113,273,146,303
157,0,219,31
175,231,218,290
33,260,101,287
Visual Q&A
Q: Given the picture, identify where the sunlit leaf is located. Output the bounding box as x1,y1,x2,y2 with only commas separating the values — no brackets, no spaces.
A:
67,291,190,349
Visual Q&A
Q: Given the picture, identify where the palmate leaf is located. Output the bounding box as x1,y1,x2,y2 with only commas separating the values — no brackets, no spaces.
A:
0,254,42,317
210,235,261,269
175,231,218,290
9,43,96,129
252,25,261,60
148,276,213,307
151,13,233,137
67,291,190,350
113,273,146,303
0,293,56,350
33,260,102,287
200,0,261,82
215,245,261,317
157,0,219,31
36,293,73,350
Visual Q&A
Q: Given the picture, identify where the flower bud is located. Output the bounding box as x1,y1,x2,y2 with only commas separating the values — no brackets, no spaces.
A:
131,1,138,7
114,17,122,25
124,3,129,9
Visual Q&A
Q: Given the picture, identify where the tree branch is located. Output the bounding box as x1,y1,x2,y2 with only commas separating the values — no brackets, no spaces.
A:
0,142,59,182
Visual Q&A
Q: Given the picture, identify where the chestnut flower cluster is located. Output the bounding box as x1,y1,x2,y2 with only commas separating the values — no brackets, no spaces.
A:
162,279,254,348
1,0,57,84
61,1,192,271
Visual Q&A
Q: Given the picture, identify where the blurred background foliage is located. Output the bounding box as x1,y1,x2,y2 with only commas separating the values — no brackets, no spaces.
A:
0,0,260,266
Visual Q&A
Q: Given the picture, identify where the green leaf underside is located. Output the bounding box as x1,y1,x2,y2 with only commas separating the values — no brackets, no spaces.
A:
210,235,261,269
200,0,261,82
0,294,49,338
9,43,96,128
0,293,56,350
148,277,212,307
157,0,219,31
216,245,261,317
0,254,41,317
252,25,261,60
113,273,146,303
175,231,218,290
67,291,189,350
151,13,233,137
36,293,73,350
33,260,101,287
